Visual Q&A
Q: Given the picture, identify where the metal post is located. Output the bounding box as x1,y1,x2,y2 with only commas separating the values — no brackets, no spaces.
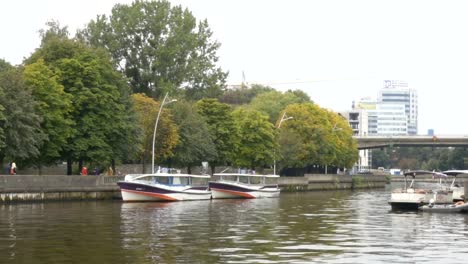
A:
274,112,293,175
151,93,176,174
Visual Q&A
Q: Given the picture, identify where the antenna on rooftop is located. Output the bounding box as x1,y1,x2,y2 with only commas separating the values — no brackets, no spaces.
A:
242,71,247,88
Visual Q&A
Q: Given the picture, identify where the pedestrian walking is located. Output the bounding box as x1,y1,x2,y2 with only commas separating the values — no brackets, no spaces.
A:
81,166,88,176
11,161,17,175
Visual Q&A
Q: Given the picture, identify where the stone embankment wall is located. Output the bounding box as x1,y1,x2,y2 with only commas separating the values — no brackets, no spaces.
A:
0,175,123,202
0,174,388,203
279,174,388,191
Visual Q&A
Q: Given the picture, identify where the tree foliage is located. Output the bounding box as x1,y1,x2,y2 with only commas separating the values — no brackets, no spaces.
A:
219,84,275,105
196,98,237,172
78,0,227,100
23,59,73,168
132,93,179,167
170,100,216,172
0,66,45,163
249,90,311,123
373,147,468,171
277,103,358,171
231,108,276,169
27,23,140,173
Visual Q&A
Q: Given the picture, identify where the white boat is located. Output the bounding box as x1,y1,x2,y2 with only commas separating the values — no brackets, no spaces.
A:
209,172,280,199
117,169,211,202
442,170,467,201
388,170,453,210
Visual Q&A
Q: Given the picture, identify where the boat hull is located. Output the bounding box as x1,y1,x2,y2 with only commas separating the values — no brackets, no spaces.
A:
209,181,280,199
118,181,211,202
420,203,468,213
388,189,454,210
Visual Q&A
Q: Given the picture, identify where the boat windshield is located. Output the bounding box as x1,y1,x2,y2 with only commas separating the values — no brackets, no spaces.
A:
191,177,209,187
238,176,250,184
154,176,190,185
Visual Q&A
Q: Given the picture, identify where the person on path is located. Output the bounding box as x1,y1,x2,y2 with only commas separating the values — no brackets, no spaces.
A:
11,162,17,175
107,166,114,176
81,166,88,176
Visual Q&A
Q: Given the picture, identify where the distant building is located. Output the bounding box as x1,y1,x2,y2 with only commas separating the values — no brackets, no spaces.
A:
379,80,418,135
428,129,434,136
340,108,370,171
354,80,418,136
367,103,408,135
346,80,418,171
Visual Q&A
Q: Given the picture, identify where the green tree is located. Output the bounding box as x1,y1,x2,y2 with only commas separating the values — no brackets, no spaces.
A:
326,109,359,168
0,66,45,165
278,103,358,171
27,23,140,174
231,108,277,170
23,59,73,173
249,90,311,123
78,0,227,100
170,100,217,173
196,98,237,173
0,59,11,152
219,84,275,105
132,93,179,172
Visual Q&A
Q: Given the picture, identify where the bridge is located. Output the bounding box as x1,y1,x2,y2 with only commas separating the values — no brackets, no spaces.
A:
353,135,468,150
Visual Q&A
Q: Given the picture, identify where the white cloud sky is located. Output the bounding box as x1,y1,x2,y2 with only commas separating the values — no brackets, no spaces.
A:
1,0,467,134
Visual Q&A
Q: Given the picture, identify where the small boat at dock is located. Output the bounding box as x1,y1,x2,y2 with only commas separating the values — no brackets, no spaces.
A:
117,168,211,202
442,170,466,202
209,172,280,199
388,170,453,210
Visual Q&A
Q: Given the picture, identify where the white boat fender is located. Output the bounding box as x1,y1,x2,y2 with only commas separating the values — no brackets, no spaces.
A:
428,199,435,208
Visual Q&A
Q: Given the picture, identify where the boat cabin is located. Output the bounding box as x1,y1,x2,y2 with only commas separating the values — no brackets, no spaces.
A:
212,173,279,186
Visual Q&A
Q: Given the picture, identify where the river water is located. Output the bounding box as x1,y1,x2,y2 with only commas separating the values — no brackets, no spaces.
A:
2,188,468,263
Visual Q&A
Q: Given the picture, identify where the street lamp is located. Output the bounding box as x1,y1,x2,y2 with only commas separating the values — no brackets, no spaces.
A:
332,123,343,132
278,112,293,128
274,112,293,175
152,92,177,174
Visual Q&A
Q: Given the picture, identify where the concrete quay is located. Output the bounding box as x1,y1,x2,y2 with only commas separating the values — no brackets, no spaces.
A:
0,174,388,203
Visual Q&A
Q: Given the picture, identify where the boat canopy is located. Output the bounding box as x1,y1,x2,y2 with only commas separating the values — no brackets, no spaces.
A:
442,170,468,177
137,173,210,179
213,173,279,178
125,173,210,182
403,170,433,177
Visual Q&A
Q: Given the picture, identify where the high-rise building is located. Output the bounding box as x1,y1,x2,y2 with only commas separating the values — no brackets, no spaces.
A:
367,103,408,135
341,108,370,171
379,80,418,135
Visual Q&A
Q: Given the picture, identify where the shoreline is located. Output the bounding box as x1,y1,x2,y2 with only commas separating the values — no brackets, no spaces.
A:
0,174,388,203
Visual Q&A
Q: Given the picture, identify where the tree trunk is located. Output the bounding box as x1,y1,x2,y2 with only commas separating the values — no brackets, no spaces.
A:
67,158,73,175
210,164,216,176
78,159,83,175
187,166,191,174
111,159,116,174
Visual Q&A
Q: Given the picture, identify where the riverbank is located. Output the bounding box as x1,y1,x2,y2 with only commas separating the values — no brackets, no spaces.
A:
0,174,388,202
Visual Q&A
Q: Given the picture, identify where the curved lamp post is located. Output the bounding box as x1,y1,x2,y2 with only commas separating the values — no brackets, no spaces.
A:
152,92,177,174
274,112,293,175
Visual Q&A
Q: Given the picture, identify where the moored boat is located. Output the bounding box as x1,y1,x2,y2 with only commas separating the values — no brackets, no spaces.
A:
388,170,453,210
209,172,280,199
117,169,211,202
442,170,467,201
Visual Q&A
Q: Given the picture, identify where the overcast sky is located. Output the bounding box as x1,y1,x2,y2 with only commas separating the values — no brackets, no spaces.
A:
1,0,467,135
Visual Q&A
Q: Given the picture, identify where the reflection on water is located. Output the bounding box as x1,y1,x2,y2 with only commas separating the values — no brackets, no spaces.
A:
2,190,468,263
